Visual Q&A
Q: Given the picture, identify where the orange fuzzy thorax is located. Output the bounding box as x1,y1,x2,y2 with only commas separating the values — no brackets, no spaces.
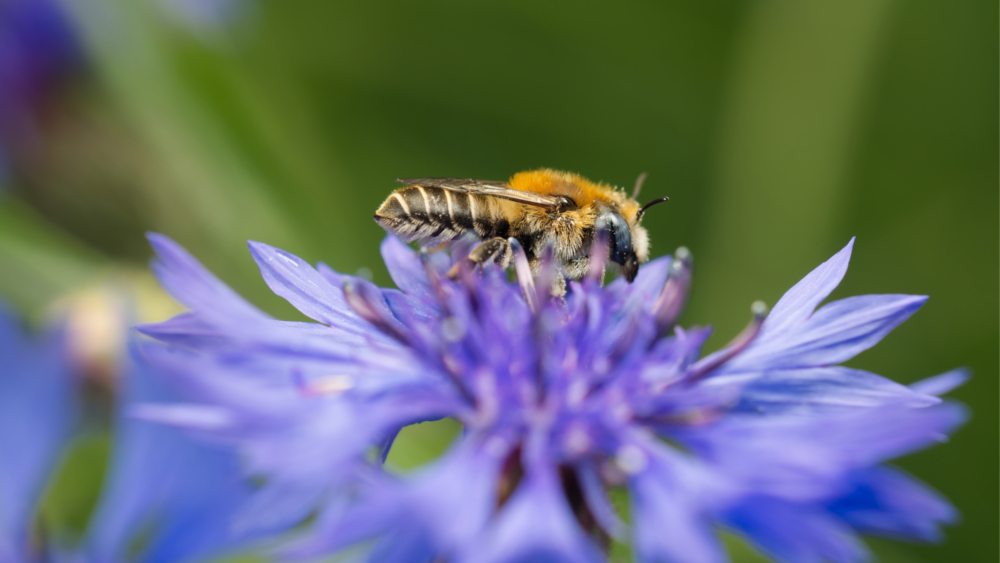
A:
508,168,641,223
507,169,611,206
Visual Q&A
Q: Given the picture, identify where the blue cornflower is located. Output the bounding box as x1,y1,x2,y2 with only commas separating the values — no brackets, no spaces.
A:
0,303,258,563
0,0,81,182
137,233,967,563
0,303,75,562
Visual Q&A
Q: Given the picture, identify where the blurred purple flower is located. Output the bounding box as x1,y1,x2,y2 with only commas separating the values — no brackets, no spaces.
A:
0,303,257,563
78,347,261,563
0,303,76,562
136,234,967,563
0,0,82,181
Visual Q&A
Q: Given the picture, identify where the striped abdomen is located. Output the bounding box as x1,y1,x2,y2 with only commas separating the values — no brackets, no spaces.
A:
374,187,510,245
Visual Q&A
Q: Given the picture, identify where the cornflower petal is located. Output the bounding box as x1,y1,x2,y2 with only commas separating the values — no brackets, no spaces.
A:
463,465,605,563
134,336,460,533
85,352,257,563
0,300,259,563
248,240,371,330
0,305,75,560
576,464,628,541
380,234,438,302
760,238,854,336
619,255,672,313
721,294,927,373
148,233,270,329
908,368,970,397
725,497,868,563
145,237,375,357
673,403,967,502
715,366,942,415
629,446,729,563
827,466,957,542
281,440,503,561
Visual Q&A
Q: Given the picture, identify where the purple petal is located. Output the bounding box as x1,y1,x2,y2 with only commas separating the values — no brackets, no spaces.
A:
134,335,446,421
383,287,442,322
139,313,366,358
713,367,941,415
248,240,369,330
366,528,436,563
340,273,409,337
402,443,502,554
314,262,345,287
576,464,627,541
634,376,743,420
675,403,967,503
762,238,854,336
0,309,75,554
130,403,238,431
829,466,957,542
725,497,868,563
244,404,385,479
132,346,452,507
723,294,927,372
909,368,970,397
274,495,375,558
232,480,330,535
147,233,270,328
619,255,672,311
630,446,729,563
381,235,435,301
136,312,223,348
130,341,303,423
463,465,604,563
146,236,389,355
281,441,503,560
85,353,256,563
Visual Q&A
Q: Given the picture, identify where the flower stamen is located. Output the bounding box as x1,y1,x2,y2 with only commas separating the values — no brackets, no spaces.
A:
653,246,692,335
343,280,409,343
586,226,611,283
509,238,538,313
687,300,768,381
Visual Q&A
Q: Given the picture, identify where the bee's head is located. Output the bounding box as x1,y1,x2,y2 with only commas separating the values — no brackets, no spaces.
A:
596,210,640,282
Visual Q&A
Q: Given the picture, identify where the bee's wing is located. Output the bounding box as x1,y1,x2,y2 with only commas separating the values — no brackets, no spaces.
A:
397,178,561,210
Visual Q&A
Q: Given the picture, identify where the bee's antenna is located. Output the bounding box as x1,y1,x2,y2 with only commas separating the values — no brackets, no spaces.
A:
632,172,648,199
637,196,670,220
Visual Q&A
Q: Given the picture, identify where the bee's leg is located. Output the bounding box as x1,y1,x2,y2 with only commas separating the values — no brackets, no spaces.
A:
493,239,514,269
467,237,511,268
448,237,511,278
563,257,599,285
550,274,567,298
527,256,570,299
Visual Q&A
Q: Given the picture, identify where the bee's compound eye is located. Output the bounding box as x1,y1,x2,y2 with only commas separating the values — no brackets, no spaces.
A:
597,211,633,267
555,196,577,211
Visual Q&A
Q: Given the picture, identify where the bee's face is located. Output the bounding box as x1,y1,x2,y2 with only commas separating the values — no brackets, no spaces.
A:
597,209,641,282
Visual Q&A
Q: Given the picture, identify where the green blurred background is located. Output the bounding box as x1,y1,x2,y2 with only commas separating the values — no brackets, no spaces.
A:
1,0,995,561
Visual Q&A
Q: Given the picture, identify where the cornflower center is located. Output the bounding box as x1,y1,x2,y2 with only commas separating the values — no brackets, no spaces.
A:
343,235,768,553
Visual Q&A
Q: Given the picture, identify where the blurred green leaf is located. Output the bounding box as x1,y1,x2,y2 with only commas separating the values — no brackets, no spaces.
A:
0,196,106,314
385,418,461,472
38,432,111,542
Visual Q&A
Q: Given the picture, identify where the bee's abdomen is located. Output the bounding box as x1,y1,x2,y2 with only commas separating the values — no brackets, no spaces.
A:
375,187,507,244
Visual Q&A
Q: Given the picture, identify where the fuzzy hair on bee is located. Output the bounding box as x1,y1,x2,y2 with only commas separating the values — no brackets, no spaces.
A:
373,168,668,295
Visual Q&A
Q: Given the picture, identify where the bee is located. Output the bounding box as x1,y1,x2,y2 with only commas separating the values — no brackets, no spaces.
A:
373,168,669,294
